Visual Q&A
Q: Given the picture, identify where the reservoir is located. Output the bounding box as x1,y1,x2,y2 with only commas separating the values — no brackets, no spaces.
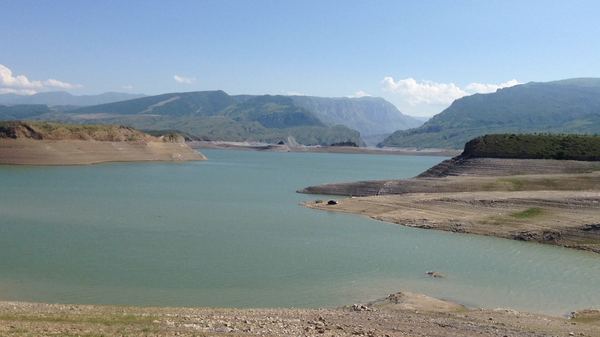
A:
0,149,598,315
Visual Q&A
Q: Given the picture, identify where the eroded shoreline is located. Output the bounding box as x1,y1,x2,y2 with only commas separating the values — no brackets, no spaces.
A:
1,292,599,337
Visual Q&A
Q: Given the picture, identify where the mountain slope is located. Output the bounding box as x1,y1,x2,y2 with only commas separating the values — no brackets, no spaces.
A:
72,90,235,117
224,95,324,128
291,96,422,145
50,91,361,146
0,104,52,120
0,91,145,107
0,91,415,146
381,78,600,149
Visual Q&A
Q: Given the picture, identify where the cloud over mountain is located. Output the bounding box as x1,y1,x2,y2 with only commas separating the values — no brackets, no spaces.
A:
0,64,80,95
382,77,521,106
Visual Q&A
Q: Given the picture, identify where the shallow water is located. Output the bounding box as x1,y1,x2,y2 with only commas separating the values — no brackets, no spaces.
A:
0,149,598,315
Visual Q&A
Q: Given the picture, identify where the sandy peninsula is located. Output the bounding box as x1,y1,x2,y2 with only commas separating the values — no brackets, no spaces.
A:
0,121,206,165
302,155,600,253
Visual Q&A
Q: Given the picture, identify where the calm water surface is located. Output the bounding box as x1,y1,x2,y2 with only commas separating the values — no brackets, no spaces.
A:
0,149,599,315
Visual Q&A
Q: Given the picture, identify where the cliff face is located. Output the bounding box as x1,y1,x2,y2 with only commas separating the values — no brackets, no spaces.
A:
0,121,205,165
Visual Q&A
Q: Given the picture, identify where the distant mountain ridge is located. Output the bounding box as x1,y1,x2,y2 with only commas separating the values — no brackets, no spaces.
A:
65,91,361,145
289,96,422,145
381,78,600,149
0,91,145,107
0,90,419,146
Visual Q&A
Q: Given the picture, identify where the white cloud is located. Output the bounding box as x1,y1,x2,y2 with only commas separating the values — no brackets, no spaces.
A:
0,64,80,95
173,74,195,84
350,90,371,98
0,87,37,95
122,84,134,90
465,79,521,94
285,91,306,96
382,77,466,105
382,76,521,106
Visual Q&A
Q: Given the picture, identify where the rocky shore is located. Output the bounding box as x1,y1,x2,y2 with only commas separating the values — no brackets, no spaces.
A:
1,292,599,337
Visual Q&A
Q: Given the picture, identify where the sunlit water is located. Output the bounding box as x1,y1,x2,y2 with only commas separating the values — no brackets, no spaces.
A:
0,149,598,315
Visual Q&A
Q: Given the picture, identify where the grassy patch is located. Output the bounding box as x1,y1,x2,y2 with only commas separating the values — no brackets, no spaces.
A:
497,178,525,191
0,313,157,326
510,207,544,219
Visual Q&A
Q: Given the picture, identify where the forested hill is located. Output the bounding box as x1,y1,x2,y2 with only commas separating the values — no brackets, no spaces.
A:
381,78,600,149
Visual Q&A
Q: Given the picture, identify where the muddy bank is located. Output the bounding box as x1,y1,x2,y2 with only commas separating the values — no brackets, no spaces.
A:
1,292,599,337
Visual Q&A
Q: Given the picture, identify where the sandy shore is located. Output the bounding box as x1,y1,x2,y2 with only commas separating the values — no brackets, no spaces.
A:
1,292,599,337
0,139,206,165
189,140,461,157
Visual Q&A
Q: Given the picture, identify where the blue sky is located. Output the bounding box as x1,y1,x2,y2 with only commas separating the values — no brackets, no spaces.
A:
1,0,600,116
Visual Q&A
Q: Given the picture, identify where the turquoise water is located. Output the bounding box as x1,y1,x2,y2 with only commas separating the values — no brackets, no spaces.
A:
0,149,599,315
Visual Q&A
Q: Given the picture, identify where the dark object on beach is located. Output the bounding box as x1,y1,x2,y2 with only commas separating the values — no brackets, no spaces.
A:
277,140,285,145
327,200,338,205
330,141,358,147
315,200,324,204
426,271,444,278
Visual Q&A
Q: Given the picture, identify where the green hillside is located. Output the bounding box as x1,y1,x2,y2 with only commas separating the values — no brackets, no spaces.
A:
0,105,52,120
223,95,324,128
72,90,236,117
462,134,600,161
381,78,600,149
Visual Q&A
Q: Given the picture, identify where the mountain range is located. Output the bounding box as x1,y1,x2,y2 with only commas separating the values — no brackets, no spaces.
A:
5,78,598,150
0,91,145,107
0,91,421,146
381,78,600,149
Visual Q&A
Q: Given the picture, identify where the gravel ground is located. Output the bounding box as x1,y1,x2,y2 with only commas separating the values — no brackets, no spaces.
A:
1,292,599,337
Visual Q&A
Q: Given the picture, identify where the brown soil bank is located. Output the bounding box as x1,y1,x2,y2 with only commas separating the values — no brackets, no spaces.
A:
301,134,600,253
0,121,206,165
2,293,599,337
